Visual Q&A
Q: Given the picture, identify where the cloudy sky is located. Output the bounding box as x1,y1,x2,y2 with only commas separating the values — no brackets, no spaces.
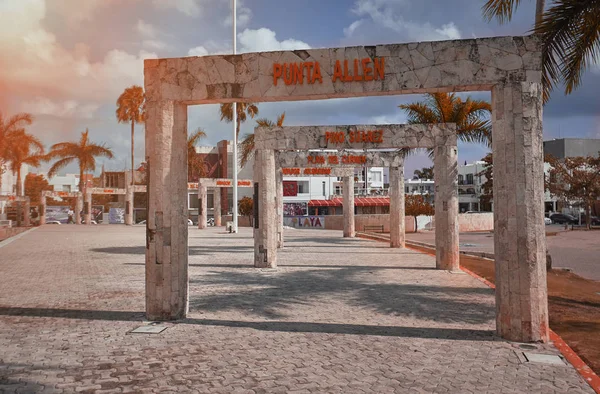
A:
1,0,599,178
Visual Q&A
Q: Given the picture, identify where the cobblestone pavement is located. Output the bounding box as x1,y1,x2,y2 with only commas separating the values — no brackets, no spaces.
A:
0,225,594,393
407,228,600,281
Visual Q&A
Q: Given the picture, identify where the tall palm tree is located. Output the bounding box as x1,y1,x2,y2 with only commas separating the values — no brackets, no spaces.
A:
483,0,600,103
187,127,207,180
239,112,286,168
0,112,34,193
46,129,114,195
116,85,145,186
219,102,259,139
398,93,491,157
6,130,45,196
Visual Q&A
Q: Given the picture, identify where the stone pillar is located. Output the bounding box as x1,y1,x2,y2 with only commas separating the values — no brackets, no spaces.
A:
213,187,222,226
492,82,548,343
40,195,46,225
197,184,207,229
84,192,92,225
23,199,30,227
74,194,82,225
434,144,459,271
389,165,405,248
145,100,189,320
342,176,355,238
253,149,277,268
276,171,284,248
125,176,133,225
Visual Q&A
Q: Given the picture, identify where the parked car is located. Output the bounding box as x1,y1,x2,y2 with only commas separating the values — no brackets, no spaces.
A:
544,217,552,225
46,220,61,225
549,213,578,224
581,215,600,226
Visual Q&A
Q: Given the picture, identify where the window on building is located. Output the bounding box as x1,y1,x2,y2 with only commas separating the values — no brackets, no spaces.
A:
335,185,342,195
466,174,474,185
297,181,309,194
63,185,71,192
371,172,382,183
189,194,199,209
458,174,464,185
322,181,326,196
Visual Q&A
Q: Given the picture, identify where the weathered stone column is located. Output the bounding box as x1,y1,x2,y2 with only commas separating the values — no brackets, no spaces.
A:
74,194,82,225
213,187,222,227
253,149,277,268
492,81,548,343
39,195,46,225
389,164,405,248
197,184,207,229
343,176,355,237
276,171,284,248
434,144,459,271
23,199,30,227
145,100,189,320
84,192,92,225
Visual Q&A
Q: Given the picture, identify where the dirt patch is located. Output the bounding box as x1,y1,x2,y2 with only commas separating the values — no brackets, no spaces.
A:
461,254,600,376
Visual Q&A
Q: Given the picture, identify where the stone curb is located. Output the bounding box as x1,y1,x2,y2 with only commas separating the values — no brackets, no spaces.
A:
356,231,600,394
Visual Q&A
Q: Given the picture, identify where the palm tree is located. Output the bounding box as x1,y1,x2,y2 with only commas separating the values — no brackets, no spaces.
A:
483,0,600,103
239,112,285,168
398,93,491,157
0,112,34,193
5,130,45,196
187,127,207,180
116,85,145,186
46,129,114,195
219,102,259,139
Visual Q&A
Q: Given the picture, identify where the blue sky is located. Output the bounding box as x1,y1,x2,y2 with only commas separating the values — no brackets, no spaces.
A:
1,0,599,178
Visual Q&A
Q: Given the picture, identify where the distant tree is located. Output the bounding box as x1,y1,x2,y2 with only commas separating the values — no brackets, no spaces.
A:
405,194,434,232
6,131,46,196
238,196,254,226
116,85,145,186
0,112,34,193
478,153,494,211
413,166,434,180
187,127,207,181
239,112,285,168
24,174,53,205
546,153,600,229
46,129,114,195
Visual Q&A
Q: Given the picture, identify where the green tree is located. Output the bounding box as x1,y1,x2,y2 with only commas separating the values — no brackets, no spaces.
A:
413,166,434,180
546,153,600,229
239,112,286,168
0,112,34,193
405,195,435,233
5,131,46,196
238,196,254,226
398,93,492,157
483,0,600,103
116,85,145,186
24,173,53,205
187,127,207,181
46,129,114,195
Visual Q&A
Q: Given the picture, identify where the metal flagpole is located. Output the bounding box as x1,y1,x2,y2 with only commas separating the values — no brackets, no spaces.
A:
231,0,239,233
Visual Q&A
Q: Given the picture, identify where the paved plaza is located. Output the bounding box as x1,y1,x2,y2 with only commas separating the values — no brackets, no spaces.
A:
0,226,594,393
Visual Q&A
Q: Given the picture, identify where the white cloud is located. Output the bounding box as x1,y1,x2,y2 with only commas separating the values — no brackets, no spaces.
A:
343,20,364,37
143,40,167,50
188,40,231,56
188,46,209,57
223,0,252,28
20,98,100,119
348,0,462,42
136,19,157,38
152,0,206,17
238,28,311,53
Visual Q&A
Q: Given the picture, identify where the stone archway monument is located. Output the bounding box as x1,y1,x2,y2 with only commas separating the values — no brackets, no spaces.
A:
256,124,458,269
144,35,548,342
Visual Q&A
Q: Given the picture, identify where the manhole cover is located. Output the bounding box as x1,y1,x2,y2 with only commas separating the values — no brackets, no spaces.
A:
130,325,168,334
523,352,566,365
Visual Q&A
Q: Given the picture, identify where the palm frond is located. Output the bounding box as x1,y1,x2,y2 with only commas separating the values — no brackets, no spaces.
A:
219,103,234,122
276,112,286,127
47,157,76,178
187,127,207,149
86,145,114,159
482,0,523,24
398,103,438,124
239,133,255,168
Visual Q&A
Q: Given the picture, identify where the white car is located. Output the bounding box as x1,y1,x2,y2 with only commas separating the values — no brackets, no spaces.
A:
46,220,61,225
544,217,552,225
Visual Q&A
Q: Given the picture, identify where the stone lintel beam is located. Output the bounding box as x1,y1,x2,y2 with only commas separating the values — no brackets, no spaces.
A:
279,167,355,178
143,35,542,105
255,124,456,150
276,151,404,168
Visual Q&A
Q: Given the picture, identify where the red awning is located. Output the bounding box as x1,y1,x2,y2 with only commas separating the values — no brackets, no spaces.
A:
308,197,390,207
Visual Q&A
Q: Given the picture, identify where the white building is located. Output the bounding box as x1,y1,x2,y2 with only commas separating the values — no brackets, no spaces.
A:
405,178,435,202
457,160,488,212
45,173,82,193
0,164,30,218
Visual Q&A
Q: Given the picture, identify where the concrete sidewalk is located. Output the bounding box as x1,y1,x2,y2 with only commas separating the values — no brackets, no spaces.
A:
0,226,593,393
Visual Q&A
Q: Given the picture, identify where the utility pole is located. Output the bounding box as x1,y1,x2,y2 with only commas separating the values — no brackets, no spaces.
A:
231,0,238,233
